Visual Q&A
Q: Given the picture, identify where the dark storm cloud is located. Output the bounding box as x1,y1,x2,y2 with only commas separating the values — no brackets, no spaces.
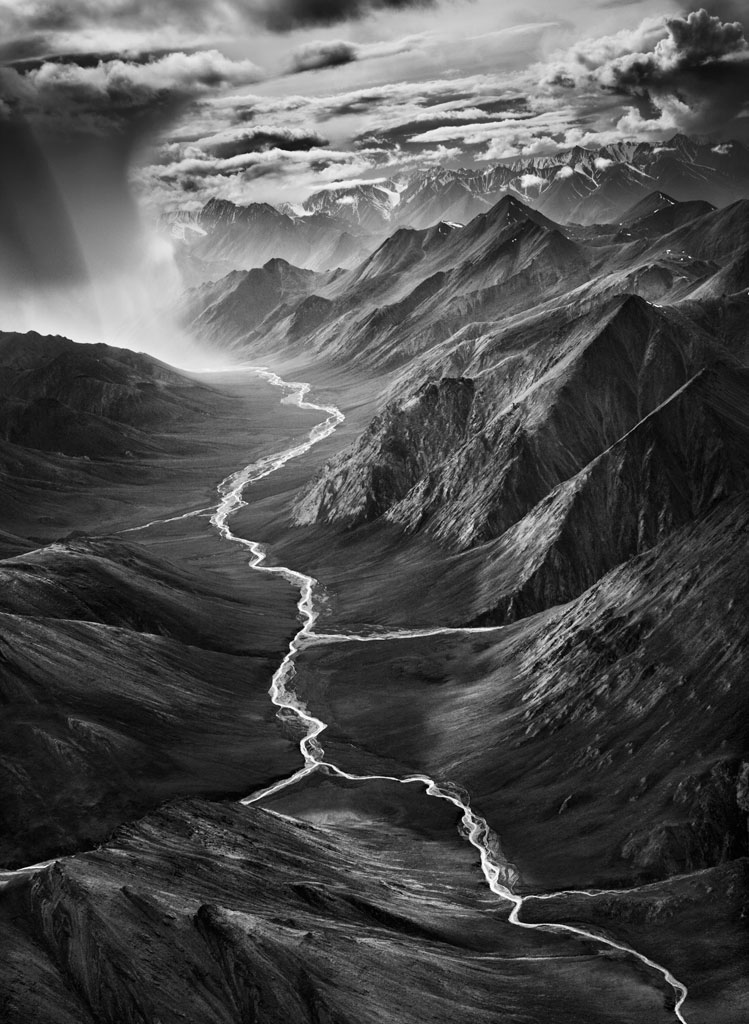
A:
287,32,427,73
602,9,749,136
601,8,747,90
0,0,438,38
7,46,202,74
680,1,747,24
0,34,52,62
0,47,263,287
0,0,223,35
544,8,749,138
289,40,358,72
0,119,86,284
355,104,531,149
327,95,388,116
249,0,436,33
0,50,263,135
476,98,530,116
206,127,329,158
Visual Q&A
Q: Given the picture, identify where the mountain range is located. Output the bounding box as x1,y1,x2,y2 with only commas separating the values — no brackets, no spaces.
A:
170,135,749,284
1,132,748,1023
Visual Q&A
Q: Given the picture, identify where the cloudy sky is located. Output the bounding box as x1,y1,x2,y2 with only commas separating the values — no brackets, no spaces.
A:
1,0,748,212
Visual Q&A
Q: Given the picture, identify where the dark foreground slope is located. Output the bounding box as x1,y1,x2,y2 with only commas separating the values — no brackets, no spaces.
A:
0,799,681,1024
0,331,239,542
0,334,333,866
0,332,212,458
0,538,299,866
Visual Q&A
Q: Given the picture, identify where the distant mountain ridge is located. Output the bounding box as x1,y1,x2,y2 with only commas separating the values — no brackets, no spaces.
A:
185,182,749,646
169,134,749,286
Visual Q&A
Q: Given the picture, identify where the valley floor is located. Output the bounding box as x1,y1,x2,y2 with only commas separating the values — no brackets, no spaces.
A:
1,361,746,1024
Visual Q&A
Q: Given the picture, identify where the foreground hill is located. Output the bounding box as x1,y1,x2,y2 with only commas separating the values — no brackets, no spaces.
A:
0,798,677,1024
0,338,327,865
0,332,217,459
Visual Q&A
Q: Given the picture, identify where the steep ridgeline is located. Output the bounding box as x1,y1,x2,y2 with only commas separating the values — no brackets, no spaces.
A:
462,363,749,625
185,258,334,352
194,197,592,364
185,190,749,636
189,192,749,371
342,134,749,228
294,287,749,623
294,377,477,523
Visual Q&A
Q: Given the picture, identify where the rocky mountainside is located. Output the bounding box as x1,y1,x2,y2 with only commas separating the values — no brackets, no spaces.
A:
178,189,749,667
268,196,748,571
291,492,749,891
190,196,592,359
186,258,337,350
195,191,749,365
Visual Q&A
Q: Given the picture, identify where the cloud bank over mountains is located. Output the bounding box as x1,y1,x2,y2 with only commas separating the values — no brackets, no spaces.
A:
0,3,747,209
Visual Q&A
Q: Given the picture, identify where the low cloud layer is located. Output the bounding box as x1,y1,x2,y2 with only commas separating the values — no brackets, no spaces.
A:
288,34,425,73
204,126,330,159
0,49,262,132
1,4,747,218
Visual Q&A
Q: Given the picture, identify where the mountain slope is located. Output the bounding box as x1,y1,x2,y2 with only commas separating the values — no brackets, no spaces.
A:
294,493,749,891
294,295,716,547
0,332,218,459
0,534,302,866
0,798,672,1024
463,364,749,624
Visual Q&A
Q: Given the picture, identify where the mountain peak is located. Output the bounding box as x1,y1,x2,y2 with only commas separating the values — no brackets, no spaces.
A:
619,190,679,224
491,194,531,216
201,196,237,218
